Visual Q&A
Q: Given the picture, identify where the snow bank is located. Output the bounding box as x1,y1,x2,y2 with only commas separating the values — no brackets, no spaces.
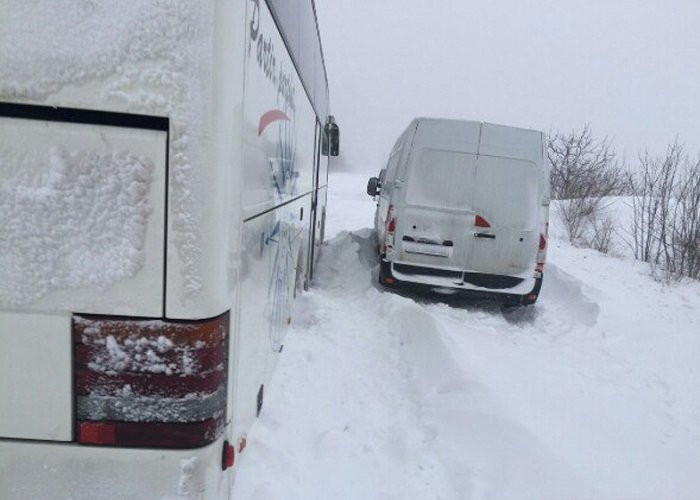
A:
232,172,700,499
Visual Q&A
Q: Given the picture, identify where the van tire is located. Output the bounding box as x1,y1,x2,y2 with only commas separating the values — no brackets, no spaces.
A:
378,258,394,287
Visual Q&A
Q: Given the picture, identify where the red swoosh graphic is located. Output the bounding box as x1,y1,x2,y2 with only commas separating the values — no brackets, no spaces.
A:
258,109,290,135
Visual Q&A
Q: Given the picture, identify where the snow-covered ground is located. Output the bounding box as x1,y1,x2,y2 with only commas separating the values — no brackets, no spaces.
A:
231,171,700,499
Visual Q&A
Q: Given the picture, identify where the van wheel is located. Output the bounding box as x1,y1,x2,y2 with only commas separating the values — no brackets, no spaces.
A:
501,301,522,310
378,260,393,287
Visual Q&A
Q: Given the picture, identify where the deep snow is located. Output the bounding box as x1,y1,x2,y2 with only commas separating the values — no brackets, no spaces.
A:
231,171,700,499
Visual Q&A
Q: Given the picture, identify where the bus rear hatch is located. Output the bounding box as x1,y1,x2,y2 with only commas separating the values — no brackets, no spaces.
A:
0,104,167,441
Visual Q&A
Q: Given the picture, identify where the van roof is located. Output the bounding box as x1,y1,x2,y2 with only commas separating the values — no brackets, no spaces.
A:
411,117,544,165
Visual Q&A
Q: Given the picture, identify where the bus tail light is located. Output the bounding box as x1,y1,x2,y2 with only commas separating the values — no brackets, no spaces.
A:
73,312,229,449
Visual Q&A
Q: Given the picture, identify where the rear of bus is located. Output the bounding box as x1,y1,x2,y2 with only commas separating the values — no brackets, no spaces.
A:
379,119,549,305
0,2,243,498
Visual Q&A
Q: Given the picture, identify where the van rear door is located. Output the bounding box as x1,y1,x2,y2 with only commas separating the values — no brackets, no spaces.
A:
399,148,478,272
398,148,539,279
467,155,539,276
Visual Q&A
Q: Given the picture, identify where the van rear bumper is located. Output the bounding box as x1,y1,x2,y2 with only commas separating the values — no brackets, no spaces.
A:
379,258,542,306
0,435,230,500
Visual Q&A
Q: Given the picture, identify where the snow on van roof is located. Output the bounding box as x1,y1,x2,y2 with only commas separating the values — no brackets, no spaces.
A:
0,1,216,298
412,117,544,165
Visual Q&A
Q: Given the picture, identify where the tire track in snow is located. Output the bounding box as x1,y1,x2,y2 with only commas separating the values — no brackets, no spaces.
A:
308,230,595,497
234,230,457,499
384,285,596,498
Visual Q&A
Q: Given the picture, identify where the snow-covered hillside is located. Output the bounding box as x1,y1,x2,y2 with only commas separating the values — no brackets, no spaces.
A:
231,172,700,499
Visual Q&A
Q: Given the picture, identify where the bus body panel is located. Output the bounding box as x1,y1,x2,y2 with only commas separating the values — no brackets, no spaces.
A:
241,0,317,221
230,0,317,442
0,436,229,500
0,116,167,317
0,311,72,441
234,195,311,439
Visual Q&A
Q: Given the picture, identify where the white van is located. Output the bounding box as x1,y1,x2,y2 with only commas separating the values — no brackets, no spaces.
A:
367,118,549,306
0,1,337,498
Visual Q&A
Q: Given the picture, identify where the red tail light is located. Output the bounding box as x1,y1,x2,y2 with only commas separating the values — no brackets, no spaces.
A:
535,228,548,278
73,312,229,449
474,215,491,228
386,205,396,234
383,205,396,254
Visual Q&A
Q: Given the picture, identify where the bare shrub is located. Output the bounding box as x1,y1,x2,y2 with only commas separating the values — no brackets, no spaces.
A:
588,213,616,254
673,160,700,278
629,143,700,281
558,197,598,244
548,126,625,244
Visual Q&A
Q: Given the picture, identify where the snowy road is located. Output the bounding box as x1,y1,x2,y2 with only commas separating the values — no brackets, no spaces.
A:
232,172,700,499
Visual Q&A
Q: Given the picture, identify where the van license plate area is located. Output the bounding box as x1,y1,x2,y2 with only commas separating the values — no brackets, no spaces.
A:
402,242,452,257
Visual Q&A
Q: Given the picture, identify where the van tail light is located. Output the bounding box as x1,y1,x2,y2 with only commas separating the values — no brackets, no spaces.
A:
474,215,491,228
383,205,396,254
73,312,229,449
535,226,548,278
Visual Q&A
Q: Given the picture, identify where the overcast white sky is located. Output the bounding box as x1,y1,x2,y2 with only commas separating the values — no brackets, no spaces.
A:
316,1,700,172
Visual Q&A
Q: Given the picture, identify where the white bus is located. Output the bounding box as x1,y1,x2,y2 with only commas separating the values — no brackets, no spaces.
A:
0,0,338,498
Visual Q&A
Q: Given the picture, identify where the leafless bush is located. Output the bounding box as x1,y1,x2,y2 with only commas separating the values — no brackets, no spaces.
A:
588,214,616,254
673,162,700,278
629,143,700,281
548,126,625,244
557,197,598,244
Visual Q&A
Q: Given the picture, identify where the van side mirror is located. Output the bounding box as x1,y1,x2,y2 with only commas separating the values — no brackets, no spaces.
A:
367,177,380,196
322,116,340,157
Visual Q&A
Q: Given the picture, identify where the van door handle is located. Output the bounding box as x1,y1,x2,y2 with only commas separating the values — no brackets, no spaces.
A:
473,232,496,239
